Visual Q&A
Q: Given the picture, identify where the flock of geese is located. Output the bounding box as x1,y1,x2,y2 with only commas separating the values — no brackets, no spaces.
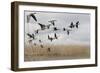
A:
26,13,80,52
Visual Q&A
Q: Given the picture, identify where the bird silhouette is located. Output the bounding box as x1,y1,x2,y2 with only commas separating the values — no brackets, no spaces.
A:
53,27,60,31
35,29,39,34
27,33,33,38
69,22,74,28
48,20,56,26
27,33,36,40
47,24,51,29
48,34,58,42
66,29,71,35
76,21,80,28
62,27,71,35
38,23,52,30
29,13,37,21
63,28,66,31
27,13,37,23
54,33,58,39
48,35,54,42
39,40,42,43
38,23,46,30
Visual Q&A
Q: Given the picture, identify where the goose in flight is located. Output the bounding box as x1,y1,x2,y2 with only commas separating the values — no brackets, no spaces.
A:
27,33,36,40
69,22,74,28
48,33,58,42
29,13,37,21
48,35,55,42
53,27,60,31
54,33,58,39
38,23,51,30
48,20,56,26
63,28,66,31
66,29,71,35
76,21,80,28
62,28,71,35
38,23,46,30
35,29,39,34
27,13,37,23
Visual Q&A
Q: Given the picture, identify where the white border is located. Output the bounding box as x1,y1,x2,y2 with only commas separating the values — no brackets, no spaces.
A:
18,5,96,68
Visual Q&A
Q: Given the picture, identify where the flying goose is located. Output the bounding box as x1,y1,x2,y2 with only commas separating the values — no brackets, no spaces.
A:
48,20,56,26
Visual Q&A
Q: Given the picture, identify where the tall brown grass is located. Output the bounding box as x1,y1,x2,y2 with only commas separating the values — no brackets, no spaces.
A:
24,44,90,61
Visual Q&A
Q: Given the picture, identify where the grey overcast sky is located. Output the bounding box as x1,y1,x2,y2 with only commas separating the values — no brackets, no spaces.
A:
25,11,90,45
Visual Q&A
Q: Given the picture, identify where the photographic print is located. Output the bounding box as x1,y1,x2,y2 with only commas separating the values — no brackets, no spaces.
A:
11,1,97,71
24,11,90,61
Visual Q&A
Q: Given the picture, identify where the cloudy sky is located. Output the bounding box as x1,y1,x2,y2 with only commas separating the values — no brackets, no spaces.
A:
24,10,90,45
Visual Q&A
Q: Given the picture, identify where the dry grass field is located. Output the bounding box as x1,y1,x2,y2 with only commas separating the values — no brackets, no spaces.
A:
24,44,90,61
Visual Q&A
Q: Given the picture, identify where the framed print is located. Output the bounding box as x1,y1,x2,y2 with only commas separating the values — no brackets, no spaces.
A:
11,1,97,71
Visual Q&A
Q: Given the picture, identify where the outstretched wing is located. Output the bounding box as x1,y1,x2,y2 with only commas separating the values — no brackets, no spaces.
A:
27,33,32,38
30,14,37,21
38,23,46,30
